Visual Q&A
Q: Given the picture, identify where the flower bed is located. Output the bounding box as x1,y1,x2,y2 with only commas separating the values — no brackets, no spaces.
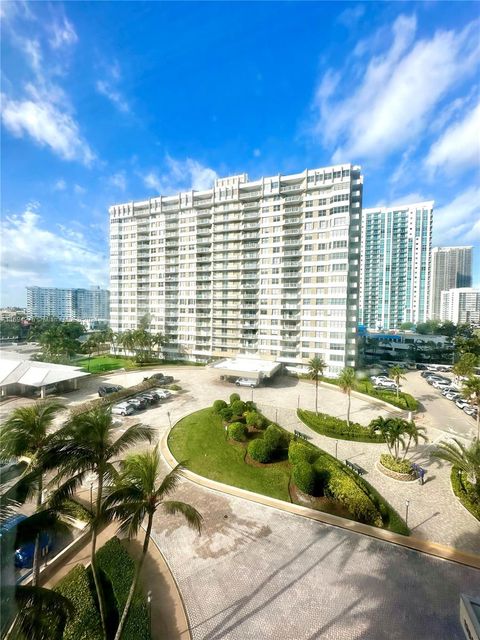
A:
378,454,415,481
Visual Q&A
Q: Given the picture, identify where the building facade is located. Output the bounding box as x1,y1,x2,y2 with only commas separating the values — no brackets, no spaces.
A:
440,288,480,325
109,165,363,375
26,287,109,323
359,202,434,330
429,246,472,320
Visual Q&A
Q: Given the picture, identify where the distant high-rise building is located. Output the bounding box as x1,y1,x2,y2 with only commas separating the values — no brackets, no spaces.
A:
109,165,363,375
440,288,480,325
359,201,434,330
26,287,109,322
429,246,473,320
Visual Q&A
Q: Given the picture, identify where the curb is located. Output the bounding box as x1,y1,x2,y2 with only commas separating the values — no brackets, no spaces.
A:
162,426,480,570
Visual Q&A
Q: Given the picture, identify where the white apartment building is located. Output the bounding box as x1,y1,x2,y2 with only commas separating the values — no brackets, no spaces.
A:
26,286,110,323
440,288,480,325
429,246,472,320
359,202,434,330
109,165,363,375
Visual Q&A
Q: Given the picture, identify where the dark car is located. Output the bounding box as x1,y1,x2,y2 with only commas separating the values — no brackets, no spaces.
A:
416,364,427,370
128,397,147,411
98,385,123,397
139,393,158,405
146,373,174,385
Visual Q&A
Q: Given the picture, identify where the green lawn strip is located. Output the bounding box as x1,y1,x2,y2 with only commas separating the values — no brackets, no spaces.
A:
297,409,384,443
168,408,291,502
451,468,480,522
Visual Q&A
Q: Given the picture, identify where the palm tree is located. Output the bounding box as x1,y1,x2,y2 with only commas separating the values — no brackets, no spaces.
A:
431,438,480,496
369,416,413,460
462,376,480,440
0,401,64,585
307,356,326,415
389,365,406,400
401,421,427,461
45,407,154,639
103,446,202,640
338,367,355,426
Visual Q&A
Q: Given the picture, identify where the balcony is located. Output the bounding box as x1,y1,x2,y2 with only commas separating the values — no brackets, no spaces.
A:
239,190,262,200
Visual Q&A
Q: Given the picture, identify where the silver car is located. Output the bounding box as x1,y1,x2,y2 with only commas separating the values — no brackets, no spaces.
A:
112,402,135,416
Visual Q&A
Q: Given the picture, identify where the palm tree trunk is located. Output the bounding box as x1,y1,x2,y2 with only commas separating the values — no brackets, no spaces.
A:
113,513,153,640
346,392,351,427
476,410,479,442
402,436,412,461
315,377,318,415
91,473,108,640
32,475,43,587
396,382,399,400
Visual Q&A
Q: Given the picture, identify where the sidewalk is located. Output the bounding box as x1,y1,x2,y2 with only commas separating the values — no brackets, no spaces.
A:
41,522,190,640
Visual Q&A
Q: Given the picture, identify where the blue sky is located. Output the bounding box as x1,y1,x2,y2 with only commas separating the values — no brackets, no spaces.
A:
1,1,479,307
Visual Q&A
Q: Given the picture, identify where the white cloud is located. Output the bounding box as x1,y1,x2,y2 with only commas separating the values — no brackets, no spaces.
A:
312,15,480,162
1,88,95,165
49,16,78,49
433,186,480,244
96,80,129,113
74,184,86,195
253,148,261,157
0,206,108,305
53,178,66,191
337,5,365,27
142,157,218,194
109,172,127,191
425,102,480,174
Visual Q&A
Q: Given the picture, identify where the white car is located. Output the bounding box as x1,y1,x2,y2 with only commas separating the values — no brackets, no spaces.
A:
112,402,134,416
371,376,394,384
153,388,171,399
235,378,258,388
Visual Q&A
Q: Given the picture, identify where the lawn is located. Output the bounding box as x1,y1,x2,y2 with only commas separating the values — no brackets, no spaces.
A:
168,408,292,501
77,355,139,373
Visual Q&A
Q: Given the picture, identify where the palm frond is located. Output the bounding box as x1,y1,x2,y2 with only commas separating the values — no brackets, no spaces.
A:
8,584,73,640
108,423,154,458
161,500,203,534
156,462,184,499
48,471,87,508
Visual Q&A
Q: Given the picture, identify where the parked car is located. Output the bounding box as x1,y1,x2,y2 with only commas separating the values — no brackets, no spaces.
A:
235,377,258,388
153,388,171,399
455,399,470,409
98,385,123,397
432,380,450,389
128,397,147,411
446,392,461,401
139,393,158,405
0,514,53,569
416,364,427,370
147,373,174,385
111,402,134,416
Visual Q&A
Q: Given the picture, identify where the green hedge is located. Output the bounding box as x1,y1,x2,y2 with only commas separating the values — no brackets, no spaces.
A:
298,410,384,443
53,564,102,640
229,393,240,404
95,538,149,640
228,422,248,442
245,411,266,429
231,400,247,416
247,439,272,463
213,400,228,413
70,379,157,417
288,442,316,466
451,468,480,521
380,454,413,475
292,461,316,495
263,425,286,451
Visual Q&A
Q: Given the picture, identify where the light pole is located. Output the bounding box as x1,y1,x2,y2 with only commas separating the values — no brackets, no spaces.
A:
297,395,300,409
167,411,172,429
147,590,152,634
335,440,338,459
275,408,278,424
405,499,410,527
90,482,93,509
251,387,254,402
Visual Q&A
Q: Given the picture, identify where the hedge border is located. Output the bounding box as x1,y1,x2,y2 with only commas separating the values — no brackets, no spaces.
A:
451,468,480,522
298,409,384,443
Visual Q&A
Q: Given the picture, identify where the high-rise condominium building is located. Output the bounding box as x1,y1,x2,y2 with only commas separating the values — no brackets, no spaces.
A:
429,246,473,320
440,288,480,325
359,202,434,330
109,165,363,375
26,286,110,322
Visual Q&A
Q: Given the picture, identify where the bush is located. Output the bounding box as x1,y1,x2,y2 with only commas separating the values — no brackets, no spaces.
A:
228,422,248,442
451,468,480,521
245,410,265,429
263,425,285,451
213,399,228,413
219,406,233,422
288,442,316,466
248,438,273,463
229,393,240,404
168,384,182,391
231,399,246,416
54,564,102,640
298,410,384,443
326,472,382,526
380,454,413,475
292,461,316,495
95,538,149,640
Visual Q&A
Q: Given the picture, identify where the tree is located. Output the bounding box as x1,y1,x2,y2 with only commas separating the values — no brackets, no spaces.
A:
462,376,480,440
431,438,480,495
0,401,64,585
82,334,100,371
369,417,418,460
307,356,326,415
103,446,202,640
46,408,154,639
401,421,427,461
389,365,406,400
400,322,414,331
338,367,355,426
453,352,478,380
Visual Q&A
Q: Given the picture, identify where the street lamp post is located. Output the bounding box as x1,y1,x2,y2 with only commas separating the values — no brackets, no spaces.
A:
147,590,152,634
251,387,254,402
297,395,300,409
275,408,278,424
90,482,93,509
167,411,172,429
405,499,410,527
335,440,338,459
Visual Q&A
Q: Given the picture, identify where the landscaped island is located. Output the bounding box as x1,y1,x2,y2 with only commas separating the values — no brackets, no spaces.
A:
168,396,409,535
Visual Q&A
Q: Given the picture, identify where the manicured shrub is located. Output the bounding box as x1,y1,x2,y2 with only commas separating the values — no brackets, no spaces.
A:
263,425,285,451
229,393,241,404
298,410,384,443
292,461,316,495
451,468,480,521
96,537,149,640
288,442,316,466
325,472,382,526
219,406,233,422
245,410,263,428
168,384,182,391
248,438,272,463
231,399,246,416
54,564,102,640
380,454,413,475
228,422,248,442
244,400,256,412
213,399,228,413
